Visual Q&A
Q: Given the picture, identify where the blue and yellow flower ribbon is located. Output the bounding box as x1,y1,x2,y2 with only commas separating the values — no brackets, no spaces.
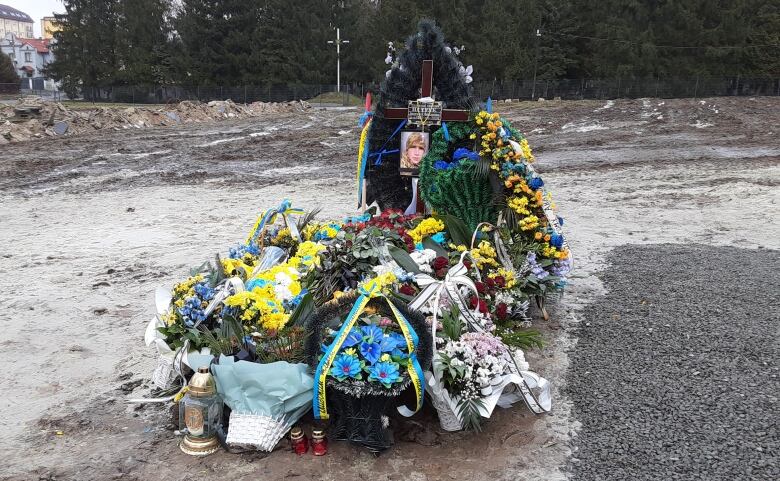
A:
246,199,305,246
313,278,425,420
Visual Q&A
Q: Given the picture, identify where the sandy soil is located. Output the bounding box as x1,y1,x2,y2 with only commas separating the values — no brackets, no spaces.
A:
0,97,778,481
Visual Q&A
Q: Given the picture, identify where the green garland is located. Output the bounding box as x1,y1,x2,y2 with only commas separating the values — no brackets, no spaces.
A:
419,121,497,231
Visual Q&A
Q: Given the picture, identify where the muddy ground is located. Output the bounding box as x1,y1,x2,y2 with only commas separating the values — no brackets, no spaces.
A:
0,97,778,480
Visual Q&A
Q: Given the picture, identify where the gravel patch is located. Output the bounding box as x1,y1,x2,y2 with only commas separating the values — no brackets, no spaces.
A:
567,244,779,480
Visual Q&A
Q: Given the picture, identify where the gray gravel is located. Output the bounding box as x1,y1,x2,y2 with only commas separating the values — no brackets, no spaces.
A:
567,244,779,480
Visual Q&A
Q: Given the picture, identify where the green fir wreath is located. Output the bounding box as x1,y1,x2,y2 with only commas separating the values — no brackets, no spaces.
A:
419,121,497,231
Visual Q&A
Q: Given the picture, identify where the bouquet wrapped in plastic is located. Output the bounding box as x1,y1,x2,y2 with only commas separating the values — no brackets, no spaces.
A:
211,355,314,451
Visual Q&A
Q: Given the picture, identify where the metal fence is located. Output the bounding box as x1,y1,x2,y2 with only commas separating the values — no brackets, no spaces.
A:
4,76,779,104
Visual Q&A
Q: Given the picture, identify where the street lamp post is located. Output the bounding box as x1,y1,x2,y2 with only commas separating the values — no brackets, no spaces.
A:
327,28,349,92
531,26,542,100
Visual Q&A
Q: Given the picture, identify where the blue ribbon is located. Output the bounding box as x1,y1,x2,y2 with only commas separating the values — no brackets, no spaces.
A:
486,97,493,113
358,111,372,128
368,119,407,166
441,121,450,141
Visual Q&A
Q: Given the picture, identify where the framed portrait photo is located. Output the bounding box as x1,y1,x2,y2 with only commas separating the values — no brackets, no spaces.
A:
399,130,429,177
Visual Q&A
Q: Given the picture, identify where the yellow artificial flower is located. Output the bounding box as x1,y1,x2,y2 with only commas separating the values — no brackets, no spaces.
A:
489,268,517,289
408,217,445,244
519,215,540,231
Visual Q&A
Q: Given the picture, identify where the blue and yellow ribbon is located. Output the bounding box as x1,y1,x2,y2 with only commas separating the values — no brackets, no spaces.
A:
313,279,425,420
356,119,371,208
245,199,305,246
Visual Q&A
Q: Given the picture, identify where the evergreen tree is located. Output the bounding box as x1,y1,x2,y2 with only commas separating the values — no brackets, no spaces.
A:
115,0,174,84
0,52,18,83
48,0,121,98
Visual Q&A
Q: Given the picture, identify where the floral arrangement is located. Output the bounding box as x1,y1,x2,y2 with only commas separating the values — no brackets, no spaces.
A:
325,314,411,389
434,307,513,431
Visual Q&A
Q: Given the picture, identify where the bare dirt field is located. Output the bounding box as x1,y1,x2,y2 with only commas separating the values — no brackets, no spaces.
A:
1,97,778,481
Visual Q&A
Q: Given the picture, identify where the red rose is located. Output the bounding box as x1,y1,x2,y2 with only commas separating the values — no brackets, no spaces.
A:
475,282,486,294
486,278,496,288
432,256,449,270
496,303,508,320
399,284,415,296
469,296,488,314
435,268,447,278
494,276,506,288
463,260,472,269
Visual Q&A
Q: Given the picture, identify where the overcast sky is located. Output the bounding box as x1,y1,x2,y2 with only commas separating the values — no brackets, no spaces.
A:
4,0,64,38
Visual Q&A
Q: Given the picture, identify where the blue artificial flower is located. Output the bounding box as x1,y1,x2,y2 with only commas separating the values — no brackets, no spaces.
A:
360,325,384,344
194,283,215,301
528,177,544,190
391,347,409,359
379,334,399,352
245,278,271,291
557,216,564,226
331,353,363,381
452,148,480,162
415,242,424,251
431,232,445,244
433,160,451,170
342,328,364,347
368,361,401,387
549,233,564,249
228,242,260,260
360,341,382,365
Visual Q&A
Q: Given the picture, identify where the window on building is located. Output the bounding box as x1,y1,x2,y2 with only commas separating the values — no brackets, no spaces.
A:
24,52,32,62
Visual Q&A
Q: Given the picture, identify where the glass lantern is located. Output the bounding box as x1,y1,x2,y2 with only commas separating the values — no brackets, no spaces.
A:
179,366,223,456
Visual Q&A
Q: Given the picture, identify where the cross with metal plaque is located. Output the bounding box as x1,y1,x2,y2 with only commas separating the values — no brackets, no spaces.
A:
384,60,470,126
384,59,470,213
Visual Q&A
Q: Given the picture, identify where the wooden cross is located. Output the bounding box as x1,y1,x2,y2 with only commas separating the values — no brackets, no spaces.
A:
384,60,470,123
384,59,470,214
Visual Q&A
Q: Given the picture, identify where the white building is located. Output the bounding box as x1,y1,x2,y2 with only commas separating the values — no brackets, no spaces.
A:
1,35,56,89
0,4,33,38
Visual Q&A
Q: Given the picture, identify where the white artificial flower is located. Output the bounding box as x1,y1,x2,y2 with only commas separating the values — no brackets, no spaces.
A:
385,54,393,65
458,65,473,84
513,349,530,372
372,264,393,276
275,272,292,287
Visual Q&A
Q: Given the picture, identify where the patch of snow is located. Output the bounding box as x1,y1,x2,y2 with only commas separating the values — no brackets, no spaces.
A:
337,130,351,135
249,132,270,137
692,120,713,128
594,100,615,112
562,122,609,133
197,136,246,147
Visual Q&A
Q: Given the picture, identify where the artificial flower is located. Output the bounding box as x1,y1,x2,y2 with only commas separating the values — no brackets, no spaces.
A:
368,361,401,388
331,353,362,381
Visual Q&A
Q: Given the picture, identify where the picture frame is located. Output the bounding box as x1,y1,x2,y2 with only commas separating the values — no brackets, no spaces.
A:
399,130,429,177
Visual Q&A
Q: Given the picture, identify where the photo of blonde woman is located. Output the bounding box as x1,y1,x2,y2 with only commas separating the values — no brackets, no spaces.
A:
400,131,429,176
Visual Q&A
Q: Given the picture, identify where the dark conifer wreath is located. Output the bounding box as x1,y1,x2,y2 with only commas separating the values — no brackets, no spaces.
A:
365,20,476,210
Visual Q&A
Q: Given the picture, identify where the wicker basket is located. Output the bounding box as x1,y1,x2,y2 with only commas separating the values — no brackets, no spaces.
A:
225,412,293,452
429,390,462,431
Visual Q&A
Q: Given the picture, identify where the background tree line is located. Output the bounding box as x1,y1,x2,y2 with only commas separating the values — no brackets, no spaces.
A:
47,0,780,96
